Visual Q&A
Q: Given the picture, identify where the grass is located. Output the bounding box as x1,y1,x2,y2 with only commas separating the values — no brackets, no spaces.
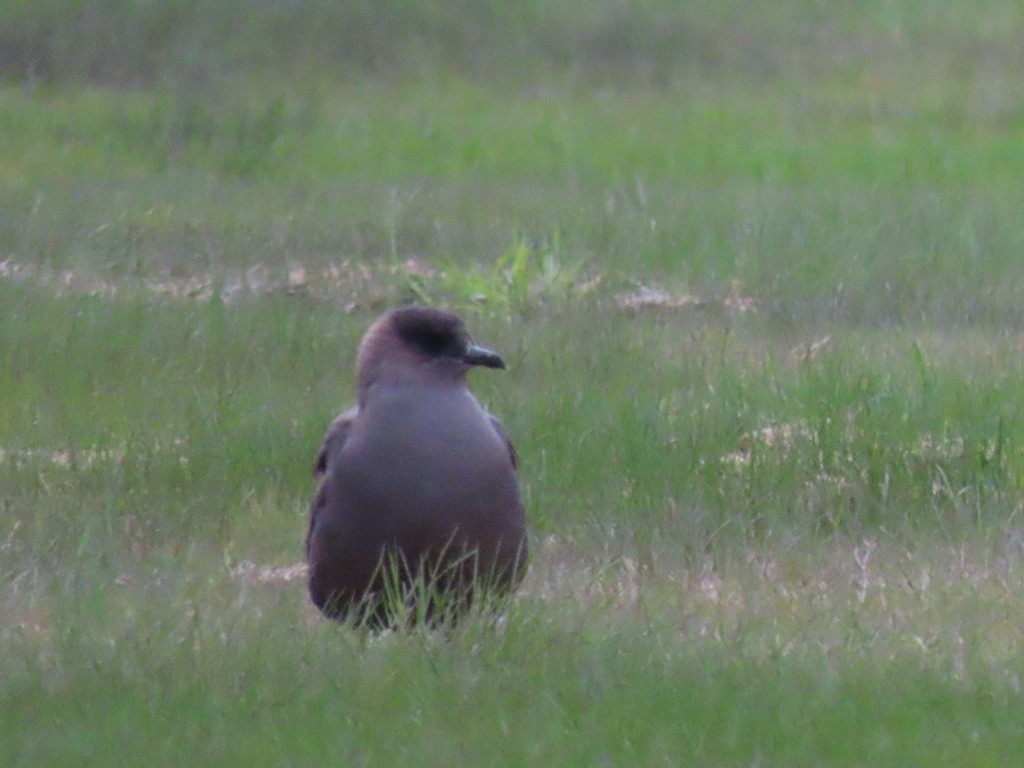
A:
7,535,1024,766
4,0,1024,764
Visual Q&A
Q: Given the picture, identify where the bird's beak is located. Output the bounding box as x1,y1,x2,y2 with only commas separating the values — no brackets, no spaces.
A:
462,343,505,369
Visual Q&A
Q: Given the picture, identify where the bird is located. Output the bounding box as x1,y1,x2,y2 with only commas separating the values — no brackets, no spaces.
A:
306,306,527,628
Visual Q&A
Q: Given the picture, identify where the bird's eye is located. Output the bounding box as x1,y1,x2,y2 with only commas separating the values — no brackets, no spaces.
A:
408,326,459,356
420,331,447,351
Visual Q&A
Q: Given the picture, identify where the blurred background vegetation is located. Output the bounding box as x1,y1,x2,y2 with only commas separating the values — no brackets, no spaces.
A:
2,0,1024,324
1,0,1021,89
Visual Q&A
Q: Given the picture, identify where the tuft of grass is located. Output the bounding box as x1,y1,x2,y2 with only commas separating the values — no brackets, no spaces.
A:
412,231,587,310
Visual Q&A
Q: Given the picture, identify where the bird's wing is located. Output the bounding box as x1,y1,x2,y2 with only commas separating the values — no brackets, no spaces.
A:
314,406,358,478
487,413,519,471
308,406,357,558
306,481,328,559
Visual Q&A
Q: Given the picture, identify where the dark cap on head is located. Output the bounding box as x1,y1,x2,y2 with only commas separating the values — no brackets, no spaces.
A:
390,306,505,368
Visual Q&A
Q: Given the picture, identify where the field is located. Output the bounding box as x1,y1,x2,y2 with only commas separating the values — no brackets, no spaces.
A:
4,1,1024,765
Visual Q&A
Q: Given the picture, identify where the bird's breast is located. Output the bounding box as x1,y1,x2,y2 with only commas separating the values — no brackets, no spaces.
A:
333,387,518,537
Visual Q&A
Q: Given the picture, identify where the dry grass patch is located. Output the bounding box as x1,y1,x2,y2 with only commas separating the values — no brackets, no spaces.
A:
524,533,1024,681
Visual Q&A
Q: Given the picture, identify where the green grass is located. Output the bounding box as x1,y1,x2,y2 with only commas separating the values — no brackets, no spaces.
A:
4,1,1024,764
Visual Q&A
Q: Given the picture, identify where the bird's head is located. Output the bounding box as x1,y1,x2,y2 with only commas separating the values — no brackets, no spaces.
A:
356,306,505,400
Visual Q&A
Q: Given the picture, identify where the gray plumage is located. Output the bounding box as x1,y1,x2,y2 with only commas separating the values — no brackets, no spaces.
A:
306,306,527,627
